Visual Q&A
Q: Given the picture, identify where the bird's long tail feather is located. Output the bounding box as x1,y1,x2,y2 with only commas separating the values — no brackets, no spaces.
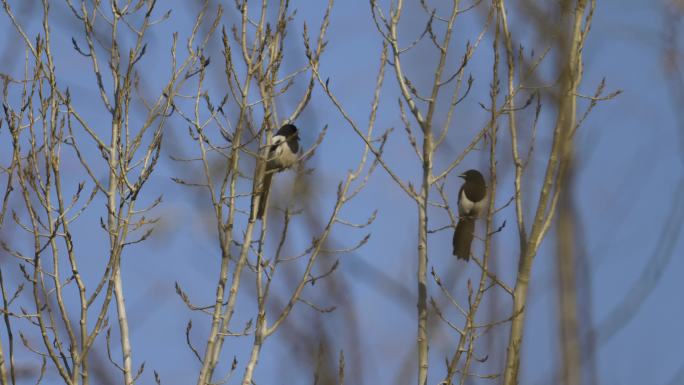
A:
256,172,273,220
453,218,475,261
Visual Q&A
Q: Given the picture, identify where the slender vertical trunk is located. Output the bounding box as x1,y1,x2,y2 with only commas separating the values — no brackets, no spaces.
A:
241,332,264,385
0,269,9,385
108,119,133,385
0,342,6,385
196,58,252,384
114,271,133,385
416,199,428,385
417,130,432,385
241,247,266,385
503,2,587,383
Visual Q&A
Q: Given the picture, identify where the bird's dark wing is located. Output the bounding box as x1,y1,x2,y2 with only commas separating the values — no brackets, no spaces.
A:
463,180,486,202
286,137,299,153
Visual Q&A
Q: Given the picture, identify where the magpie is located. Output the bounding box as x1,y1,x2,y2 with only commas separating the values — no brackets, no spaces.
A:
255,123,300,220
452,169,487,261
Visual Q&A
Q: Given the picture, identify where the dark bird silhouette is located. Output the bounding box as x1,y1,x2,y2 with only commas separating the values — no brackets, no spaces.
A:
256,124,300,220
453,169,487,261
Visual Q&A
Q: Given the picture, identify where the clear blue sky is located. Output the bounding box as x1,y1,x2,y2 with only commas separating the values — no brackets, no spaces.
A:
1,1,682,384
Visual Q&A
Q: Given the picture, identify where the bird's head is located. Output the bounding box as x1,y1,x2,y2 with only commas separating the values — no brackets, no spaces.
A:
277,124,300,141
459,169,484,183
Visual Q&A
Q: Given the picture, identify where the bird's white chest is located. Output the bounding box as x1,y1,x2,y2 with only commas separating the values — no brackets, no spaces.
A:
268,135,298,169
459,188,485,216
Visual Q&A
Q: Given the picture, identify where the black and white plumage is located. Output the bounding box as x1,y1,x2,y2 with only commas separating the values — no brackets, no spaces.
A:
256,124,300,219
452,169,487,261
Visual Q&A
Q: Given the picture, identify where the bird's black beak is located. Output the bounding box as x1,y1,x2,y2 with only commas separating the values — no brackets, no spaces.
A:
458,173,466,179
